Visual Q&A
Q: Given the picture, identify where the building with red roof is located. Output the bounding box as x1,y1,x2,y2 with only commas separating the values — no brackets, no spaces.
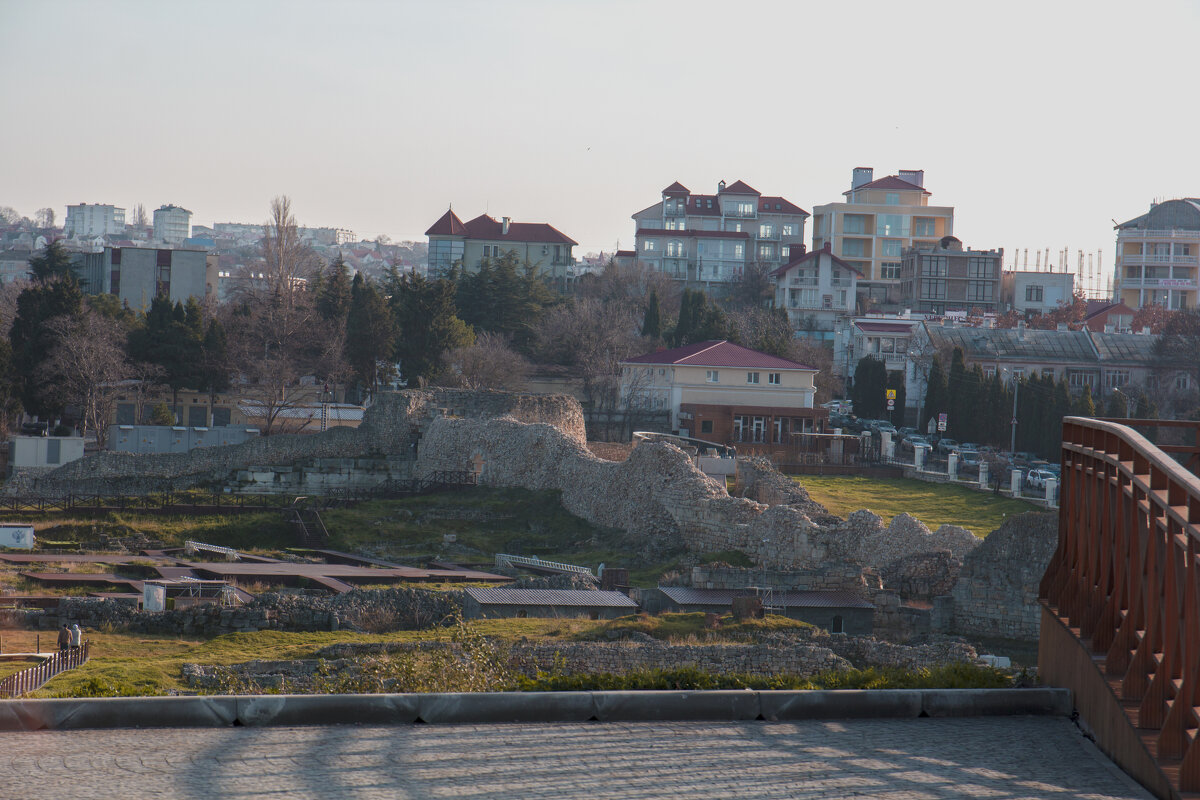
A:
425,208,578,283
619,340,825,449
770,243,861,336
811,168,955,305
625,179,809,291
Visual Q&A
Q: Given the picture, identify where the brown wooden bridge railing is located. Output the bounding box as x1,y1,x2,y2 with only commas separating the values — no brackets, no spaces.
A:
0,642,90,698
1040,416,1200,799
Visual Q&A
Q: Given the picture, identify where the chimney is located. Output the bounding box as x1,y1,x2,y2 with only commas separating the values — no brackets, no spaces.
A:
822,241,831,253
797,243,807,256
898,169,925,188
851,167,874,190
501,217,510,235
718,180,726,193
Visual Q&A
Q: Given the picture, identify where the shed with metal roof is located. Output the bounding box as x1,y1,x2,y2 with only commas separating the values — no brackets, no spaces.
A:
462,587,638,621
646,586,874,634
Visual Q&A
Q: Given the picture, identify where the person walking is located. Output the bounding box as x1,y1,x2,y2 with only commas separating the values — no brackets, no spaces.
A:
70,623,82,650
56,624,70,652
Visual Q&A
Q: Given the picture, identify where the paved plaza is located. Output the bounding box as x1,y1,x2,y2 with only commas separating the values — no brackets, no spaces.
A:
0,716,1152,799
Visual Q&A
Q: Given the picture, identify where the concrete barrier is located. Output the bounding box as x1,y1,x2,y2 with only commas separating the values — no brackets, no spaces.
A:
592,690,760,722
760,690,923,720
417,691,596,723
237,693,420,726
0,689,1073,729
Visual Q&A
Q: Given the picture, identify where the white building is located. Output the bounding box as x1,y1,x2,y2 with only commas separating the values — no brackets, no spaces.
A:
770,243,861,338
1004,270,1075,315
64,203,125,238
153,204,192,244
833,315,927,420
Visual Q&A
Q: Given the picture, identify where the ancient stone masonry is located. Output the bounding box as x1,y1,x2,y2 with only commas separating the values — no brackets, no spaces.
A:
28,588,463,636
949,511,1059,641
5,390,584,497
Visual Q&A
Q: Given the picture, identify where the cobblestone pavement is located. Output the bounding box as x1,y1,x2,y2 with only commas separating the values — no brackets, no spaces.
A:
0,717,1153,799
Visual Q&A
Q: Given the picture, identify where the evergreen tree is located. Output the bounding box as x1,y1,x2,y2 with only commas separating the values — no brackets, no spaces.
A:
851,356,887,419
317,256,353,322
390,269,475,383
9,275,85,415
1104,389,1128,419
1073,384,1096,418
345,273,396,391
200,320,231,394
127,295,204,413
27,241,76,284
642,289,661,339
1048,379,1072,457
886,370,906,426
946,347,969,440
921,356,947,432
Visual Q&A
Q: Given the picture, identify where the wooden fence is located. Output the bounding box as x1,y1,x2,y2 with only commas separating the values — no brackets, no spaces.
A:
0,642,91,698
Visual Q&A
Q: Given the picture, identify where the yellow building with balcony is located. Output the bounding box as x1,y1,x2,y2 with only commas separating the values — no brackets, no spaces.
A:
811,167,954,305
1113,199,1200,310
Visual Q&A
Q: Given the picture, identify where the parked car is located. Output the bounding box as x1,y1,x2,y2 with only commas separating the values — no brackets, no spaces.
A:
902,435,931,452
936,438,960,455
872,421,897,436
896,427,918,440
958,449,982,467
1011,451,1039,467
1026,468,1056,490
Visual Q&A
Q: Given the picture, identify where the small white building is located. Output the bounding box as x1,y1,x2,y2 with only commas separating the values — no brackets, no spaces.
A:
8,436,85,473
0,525,34,549
64,203,126,237
153,204,192,244
770,243,861,337
1004,270,1075,315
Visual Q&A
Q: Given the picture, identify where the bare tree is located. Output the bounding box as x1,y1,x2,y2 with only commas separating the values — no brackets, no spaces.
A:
34,208,55,229
260,195,319,308
439,332,530,390
125,361,168,425
789,339,842,405
40,312,130,446
130,204,148,228
0,207,21,226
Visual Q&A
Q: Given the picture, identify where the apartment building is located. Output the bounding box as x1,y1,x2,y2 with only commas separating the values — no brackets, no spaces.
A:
627,180,809,287
1002,271,1075,315
64,203,125,238
425,208,577,282
811,168,954,304
618,340,822,443
770,243,860,336
832,315,925,418
75,246,208,309
898,236,1003,314
153,204,192,244
1114,198,1200,310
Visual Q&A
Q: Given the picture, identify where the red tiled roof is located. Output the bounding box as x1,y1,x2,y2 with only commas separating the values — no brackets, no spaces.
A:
622,340,815,370
759,196,809,216
1084,300,1133,321
686,194,722,216
855,321,917,334
615,249,636,257
636,228,750,240
662,181,690,195
769,245,864,278
425,208,467,236
844,175,930,195
719,180,760,195
461,214,578,245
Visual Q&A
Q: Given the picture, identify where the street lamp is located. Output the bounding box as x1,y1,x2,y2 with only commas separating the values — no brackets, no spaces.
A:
1001,368,1020,454
1111,386,1132,419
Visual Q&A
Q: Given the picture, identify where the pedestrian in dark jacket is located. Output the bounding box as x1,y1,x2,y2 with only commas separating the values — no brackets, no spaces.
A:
56,624,70,652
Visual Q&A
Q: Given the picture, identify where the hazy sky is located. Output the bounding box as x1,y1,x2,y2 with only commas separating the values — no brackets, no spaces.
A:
3,0,1199,284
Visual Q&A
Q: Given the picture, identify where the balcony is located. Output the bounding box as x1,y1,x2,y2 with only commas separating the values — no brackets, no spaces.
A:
663,251,688,260
1120,253,1199,266
663,206,687,217
1120,277,1198,289
1118,228,1200,239
723,209,757,219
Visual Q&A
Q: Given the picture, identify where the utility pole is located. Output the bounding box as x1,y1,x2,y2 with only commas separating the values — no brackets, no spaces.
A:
1010,378,1019,454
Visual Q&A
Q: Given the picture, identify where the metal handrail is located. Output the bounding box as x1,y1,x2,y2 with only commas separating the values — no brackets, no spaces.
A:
0,641,90,698
495,553,594,577
1041,416,1200,792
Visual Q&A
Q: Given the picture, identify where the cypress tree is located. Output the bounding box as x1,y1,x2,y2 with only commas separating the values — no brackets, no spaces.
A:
1073,384,1096,418
921,356,947,432
642,289,661,339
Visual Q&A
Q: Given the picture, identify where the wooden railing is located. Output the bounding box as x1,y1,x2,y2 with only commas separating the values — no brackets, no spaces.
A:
0,642,90,698
1040,416,1200,796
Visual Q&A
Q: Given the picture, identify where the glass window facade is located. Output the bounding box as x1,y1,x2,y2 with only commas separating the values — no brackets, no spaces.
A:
876,215,910,237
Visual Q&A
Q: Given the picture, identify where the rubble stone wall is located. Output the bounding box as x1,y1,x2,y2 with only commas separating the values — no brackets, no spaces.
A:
950,511,1059,641
689,564,877,596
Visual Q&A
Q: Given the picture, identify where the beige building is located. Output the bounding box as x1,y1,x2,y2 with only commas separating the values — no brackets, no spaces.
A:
425,208,577,284
619,340,821,443
1113,198,1200,310
811,167,954,304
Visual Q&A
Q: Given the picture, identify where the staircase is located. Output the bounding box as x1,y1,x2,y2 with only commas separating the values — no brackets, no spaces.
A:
283,499,330,547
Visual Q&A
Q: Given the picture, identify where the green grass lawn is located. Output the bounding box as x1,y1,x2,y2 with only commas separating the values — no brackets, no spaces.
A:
794,475,1037,537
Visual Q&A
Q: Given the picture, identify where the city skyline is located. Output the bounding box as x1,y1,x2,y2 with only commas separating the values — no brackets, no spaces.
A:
3,0,1199,279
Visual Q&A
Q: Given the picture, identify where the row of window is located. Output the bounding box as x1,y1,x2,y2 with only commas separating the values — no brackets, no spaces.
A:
706,370,782,385
841,215,938,237
978,366,1192,392
731,415,819,444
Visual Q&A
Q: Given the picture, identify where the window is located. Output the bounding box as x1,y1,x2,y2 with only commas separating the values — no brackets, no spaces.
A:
768,373,781,385
921,278,946,299
984,366,996,378
1104,370,1130,388
1068,371,1097,389
706,370,719,383
733,415,746,441
758,244,774,259
966,281,993,302
1025,284,1044,302
882,239,902,258
876,214,910,237
759,224,773,238
1177,373,1192,391
781,246,789,258
922,256,947,276
733,243,744,259
842,239,865,257
642,239,657,251
968,257,993,279
751,416,766,442
700,420,713,434
666,240,684,257
913,217,936,237
881,262,901,280
885,192,900,205
747,372,760,384
773,418,784,443
843,215,867,235
782,224,795,236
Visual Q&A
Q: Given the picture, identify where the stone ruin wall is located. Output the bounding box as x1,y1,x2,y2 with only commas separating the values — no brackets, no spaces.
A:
5,389,585,497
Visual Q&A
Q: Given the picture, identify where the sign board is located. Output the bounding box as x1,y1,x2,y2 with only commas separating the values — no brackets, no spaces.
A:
886,389,897,400
0,524,34,549
887,399,895,410
937,413,948,432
